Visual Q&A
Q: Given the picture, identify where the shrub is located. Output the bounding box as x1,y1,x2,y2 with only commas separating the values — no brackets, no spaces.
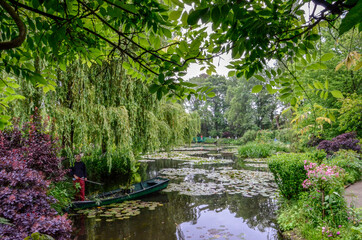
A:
256,130,275,142
275,128,297,144
238,142,272,158
0,114,72,240
301,162,347,228
267,153,308,199
203,137,217,144
238,141,289,158
218,138,236,145
324,150,362,184
239,130,257,144
306,134,324,147
307,150,327,164
317,132,361,156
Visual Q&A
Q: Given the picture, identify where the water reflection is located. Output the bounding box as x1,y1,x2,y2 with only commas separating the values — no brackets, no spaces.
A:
71,147,282,240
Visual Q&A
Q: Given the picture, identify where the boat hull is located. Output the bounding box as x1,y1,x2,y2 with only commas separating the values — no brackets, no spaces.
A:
71,177,169,209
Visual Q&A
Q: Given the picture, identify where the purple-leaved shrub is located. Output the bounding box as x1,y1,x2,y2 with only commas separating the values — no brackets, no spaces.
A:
317,132,361,156
0,110,71,240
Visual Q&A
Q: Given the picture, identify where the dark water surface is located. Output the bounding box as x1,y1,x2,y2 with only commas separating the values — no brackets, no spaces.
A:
71,145,282,240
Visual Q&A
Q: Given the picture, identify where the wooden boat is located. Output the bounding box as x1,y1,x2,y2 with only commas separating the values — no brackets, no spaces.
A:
71,177,169,209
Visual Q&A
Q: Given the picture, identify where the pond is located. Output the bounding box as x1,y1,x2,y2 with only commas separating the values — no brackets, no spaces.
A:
71,145,283,240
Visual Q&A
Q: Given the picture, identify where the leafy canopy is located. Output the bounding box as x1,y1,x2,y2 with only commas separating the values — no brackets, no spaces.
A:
0,0,361,129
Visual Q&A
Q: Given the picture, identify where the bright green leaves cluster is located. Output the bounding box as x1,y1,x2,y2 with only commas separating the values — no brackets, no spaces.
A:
0,77,25,128
339,0,362,35
185,1,314,80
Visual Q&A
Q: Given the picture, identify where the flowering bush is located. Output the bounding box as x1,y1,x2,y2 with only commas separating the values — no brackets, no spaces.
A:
302,161,344,192
0,111,71,240
321,225,342,238
301,161,347,227
317,132,361,156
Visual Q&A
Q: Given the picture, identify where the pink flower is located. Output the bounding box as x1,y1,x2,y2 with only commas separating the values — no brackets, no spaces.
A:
338,225,342,228
337,231,340,235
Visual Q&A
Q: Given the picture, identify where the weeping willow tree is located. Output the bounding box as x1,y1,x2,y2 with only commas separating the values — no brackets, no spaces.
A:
9,59,200,177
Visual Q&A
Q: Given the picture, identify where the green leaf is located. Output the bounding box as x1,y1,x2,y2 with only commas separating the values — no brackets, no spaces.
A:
321,53,335,62
304,41,314,49
306,34,320,41
325,80,329,90
207,92,216,98
162,28,172,38
169,10,183,20
158,73,165,83
339,0,362,35
251,85,263,93
254,75,265,82
181,82,198,87
291,97,297,106
328,113,336,122
228,71,235,77
187,8,208,25
354,61,362,71
149,84,160,94
157,88,163,100
307,63,327,70
313,81,323,89
265,84,278,94
280,87,292,94
282,107,291,115
271,69,276,77
331,90,344,98
265,71,271,79
211,6,220,23
280,93,292,100
171,0,184,7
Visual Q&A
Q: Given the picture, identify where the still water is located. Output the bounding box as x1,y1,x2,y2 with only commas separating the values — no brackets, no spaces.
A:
71,145,283,240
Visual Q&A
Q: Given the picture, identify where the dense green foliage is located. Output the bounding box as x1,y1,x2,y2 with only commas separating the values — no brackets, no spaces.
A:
1,0,360,129
9,60,200,176
268,148,361,239
276,158,360,240
187,74,283,138
187,75,232,137
338,94,362,136
268,153,308,200
238,141,290,158
324,150,362,184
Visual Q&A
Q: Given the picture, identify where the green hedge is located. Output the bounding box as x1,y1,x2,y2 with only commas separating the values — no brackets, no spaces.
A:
267,153,308,200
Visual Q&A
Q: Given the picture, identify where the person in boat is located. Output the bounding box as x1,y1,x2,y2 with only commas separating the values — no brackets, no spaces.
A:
70,153,87,201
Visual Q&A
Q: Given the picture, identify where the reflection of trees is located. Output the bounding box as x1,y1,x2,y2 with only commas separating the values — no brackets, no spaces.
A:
179,194,278,232
226,195,278,231
144,159,182,179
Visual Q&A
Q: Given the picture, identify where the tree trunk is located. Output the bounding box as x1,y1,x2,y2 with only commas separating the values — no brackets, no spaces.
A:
276,115,280,130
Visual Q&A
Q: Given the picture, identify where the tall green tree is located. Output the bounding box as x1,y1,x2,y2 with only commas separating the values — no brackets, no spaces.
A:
226,77,281,137
9,60,200,173
187,74,236,137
